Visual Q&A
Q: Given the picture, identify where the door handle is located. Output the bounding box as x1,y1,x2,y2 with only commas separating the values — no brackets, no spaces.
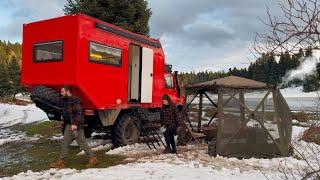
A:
150,73,153,77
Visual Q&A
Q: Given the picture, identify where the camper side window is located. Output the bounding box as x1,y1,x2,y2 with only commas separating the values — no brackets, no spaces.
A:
33,41,63,62
165,75,174,89
89,42,122,66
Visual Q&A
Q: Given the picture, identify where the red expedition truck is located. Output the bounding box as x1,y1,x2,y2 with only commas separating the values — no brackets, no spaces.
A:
21,13,184,146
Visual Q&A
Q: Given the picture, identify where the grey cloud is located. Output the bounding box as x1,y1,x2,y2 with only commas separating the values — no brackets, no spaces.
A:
0,0,283,71
149,0,216,35
147,0,282,71
181,20,235,47
0,18,25,42
149,0,280,44
0,0,65,42
13,0,65,20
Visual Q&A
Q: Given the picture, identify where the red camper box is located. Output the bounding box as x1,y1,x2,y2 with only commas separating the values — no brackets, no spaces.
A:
21,13,184,146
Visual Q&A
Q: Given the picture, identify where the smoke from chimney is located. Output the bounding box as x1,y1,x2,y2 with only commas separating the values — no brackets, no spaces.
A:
281,50,320,86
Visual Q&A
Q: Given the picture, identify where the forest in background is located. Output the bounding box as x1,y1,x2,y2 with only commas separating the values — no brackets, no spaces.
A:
0,40,22,99
179,48,320,92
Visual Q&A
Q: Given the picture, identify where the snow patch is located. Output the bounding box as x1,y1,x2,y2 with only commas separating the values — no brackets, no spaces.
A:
0,103,48,128
77,143,113,156
0,128,41,146
6,162,284,180
280,86,320,98
106,143,157,156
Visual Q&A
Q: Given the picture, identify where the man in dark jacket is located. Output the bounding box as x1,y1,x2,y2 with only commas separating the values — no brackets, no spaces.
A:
50,85,97,168
160,95,180,154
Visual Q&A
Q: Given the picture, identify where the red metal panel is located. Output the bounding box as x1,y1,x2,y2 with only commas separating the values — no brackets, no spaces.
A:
21,15,78,87
77,15,129,109
76,14,167,109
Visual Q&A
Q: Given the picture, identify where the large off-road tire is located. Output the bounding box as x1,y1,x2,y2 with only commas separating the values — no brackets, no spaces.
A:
31,85,63,107
30,85,63,120
84,127,93,138
111,113,140,147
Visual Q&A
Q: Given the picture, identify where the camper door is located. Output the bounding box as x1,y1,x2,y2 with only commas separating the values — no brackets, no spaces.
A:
140,47,153,103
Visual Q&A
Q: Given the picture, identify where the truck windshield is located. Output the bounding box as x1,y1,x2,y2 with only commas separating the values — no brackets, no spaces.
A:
33,41,63,62
165,74,174,89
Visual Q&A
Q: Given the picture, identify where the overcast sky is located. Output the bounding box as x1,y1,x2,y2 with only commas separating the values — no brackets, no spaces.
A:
0,0,281,72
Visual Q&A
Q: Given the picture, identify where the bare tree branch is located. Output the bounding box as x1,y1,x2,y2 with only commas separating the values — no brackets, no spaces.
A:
254,0,320,55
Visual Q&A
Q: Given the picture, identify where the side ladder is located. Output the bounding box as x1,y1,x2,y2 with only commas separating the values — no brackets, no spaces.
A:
131,108,165,151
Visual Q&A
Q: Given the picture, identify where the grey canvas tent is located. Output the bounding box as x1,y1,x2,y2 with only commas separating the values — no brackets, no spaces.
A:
183,76,292,157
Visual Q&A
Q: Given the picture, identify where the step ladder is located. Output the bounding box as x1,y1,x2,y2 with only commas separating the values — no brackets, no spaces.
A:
132,108,165,151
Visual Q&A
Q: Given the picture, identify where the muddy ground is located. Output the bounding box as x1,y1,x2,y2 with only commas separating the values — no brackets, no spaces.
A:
0,121,125,177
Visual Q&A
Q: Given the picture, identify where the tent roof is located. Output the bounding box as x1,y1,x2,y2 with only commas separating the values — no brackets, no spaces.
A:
186,76,275,91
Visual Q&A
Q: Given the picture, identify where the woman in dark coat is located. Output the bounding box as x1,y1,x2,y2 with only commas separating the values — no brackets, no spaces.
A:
160,95,180,154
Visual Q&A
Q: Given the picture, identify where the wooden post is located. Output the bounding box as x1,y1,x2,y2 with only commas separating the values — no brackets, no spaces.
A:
216,88,224,155
261,100,265,123
239,90,245,126
184,87,188,105
182,88,188,113
182,88,196,132
198,92,203,132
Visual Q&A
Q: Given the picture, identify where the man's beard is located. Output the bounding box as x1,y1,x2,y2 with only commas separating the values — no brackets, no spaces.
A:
62,95,69,101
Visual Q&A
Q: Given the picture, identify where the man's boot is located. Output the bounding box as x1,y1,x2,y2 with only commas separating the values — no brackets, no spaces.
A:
164,131,172,154
163,146,171,154
170,142,177,154
50,159,65,168
86,157,98,168
170,148,177,154
169,131,177,154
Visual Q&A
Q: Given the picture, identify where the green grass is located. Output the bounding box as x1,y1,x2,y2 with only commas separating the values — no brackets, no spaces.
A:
11,121,62,137
1,121,126,177
0,139,125,177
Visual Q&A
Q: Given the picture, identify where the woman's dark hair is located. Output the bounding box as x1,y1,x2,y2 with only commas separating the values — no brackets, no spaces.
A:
63,85,72,92
162,95,172,105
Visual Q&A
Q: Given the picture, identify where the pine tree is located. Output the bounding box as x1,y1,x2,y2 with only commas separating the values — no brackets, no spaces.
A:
64,0,152,36
7,56,23,99
296,48,304,59
303,74,320,92
247,63,254,80
305,47,313,57
0,62,9,97
0,41,23,98
267,53,280,84
279,51,291,77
